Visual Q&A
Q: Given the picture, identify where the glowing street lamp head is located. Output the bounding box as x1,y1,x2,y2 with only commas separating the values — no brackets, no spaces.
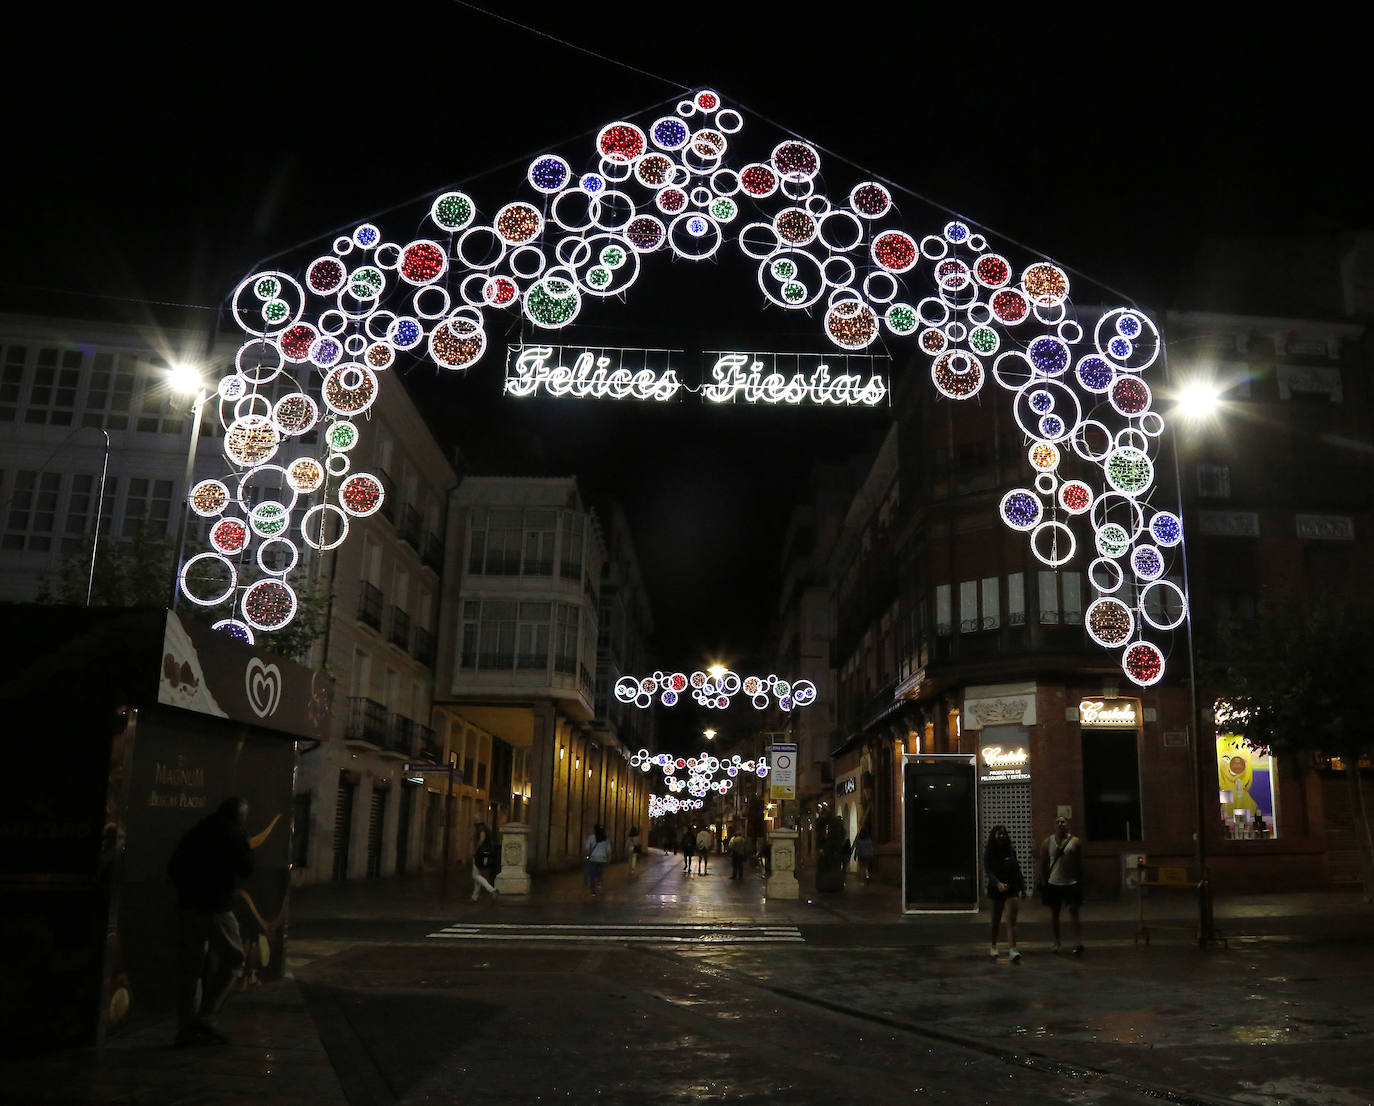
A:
1176,380,1220,420
707,664,728,681
703,729,717,741
168,363,204,395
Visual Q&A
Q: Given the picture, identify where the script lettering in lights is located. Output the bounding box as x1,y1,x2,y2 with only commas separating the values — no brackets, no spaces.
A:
978,744,1030,782
1079,699,1139,727
504,345,683,401
703,353,887,407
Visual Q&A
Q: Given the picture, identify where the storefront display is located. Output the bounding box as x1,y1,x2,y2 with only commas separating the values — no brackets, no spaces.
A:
1217,734,1279,839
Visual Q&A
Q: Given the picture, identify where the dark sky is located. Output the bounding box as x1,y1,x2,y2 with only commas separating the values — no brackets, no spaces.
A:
10,3,1362,669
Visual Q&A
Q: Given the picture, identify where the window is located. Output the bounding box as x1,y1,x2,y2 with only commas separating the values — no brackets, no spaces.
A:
25,348,81,427
1216,733,1279,840
554,604,579,673
1081,724,1142,840
478,601,517,668
468,508,522,574
1038,570,1082,626
559,511,585,580
1007,572,1026,626
82,352,136,430
935,583,952,636
122,477,174,538
517,601,551,668
3,470,61,551
1196,464,1231,499
522,509,555,575
61,473,116,554
0,345,27,421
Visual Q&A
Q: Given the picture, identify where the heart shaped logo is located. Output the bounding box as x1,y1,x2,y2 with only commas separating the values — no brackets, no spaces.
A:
245,658,282,719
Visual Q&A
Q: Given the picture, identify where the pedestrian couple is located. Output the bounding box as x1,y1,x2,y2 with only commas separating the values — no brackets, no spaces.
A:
680,825,712,873
985,816,1083,962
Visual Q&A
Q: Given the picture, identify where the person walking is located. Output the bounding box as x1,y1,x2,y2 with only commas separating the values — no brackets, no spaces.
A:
680,825,696,873
729,831,748,880
853,826,875,884
588,824,611,894
166,796,253,1046
984,825,1025,962
695,825,713,874
471,824,500,901
1037,815,1084,955
627,825,641,875
584,825,600,890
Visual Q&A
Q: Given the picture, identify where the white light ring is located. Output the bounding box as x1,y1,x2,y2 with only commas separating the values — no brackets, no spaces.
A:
1140,580,1189,630
738,164,779,199
597,156,634,183
1012,379,1082,443
555,236,592,269
236,462,299,513
1089,556,1125,593
821,255,856,290
999,488,1043,532
339,471,385,517
321,364,379,416
812,209,862,253
300,503,350,550
1122,641,1166,688
413,285,452,321
709,168,740,196
352,223,381,249
780,175,814,200
231,271,304,339
757,251,825,310
1091,491,1148,537
242,579,298,632
235,339,285,383
597,121,647,164
1085,596,1135,647
317,310,347,336
863,272,899,304
1034,472,1058,495
804,194,831,218
1033,300,1067,325
271,392,320,437
179,552,237,607
255,536,300,577
189,479,230,517
919,235,948,260
1114,427,1151,452
550,188,599,233
1139,411,1166,438
331,289,381,323
232,393,272,423
306,255,348,297
212,619,255,645
770,140,820,182
871,231,920,274
936,280,981,312
332,236,353,256
223,415,280,468
737,221,783,260
482,276,521,310
590,190,637,232
1095,307,1161,372
650,116,691,151
1070,418,1114,462
1031,521,1076,567
459,273,489,307
931,351,986,400
455,226,508,272
716,109,742,133
373,243,402,271
326,452,351,476
1058,320,1084,344
575,234,640,298
667,213,722,260
343,334,367,357
217,375,247,404
884,303,919,336
916,297,950,327
689,186,713,207
966,301,992,326
945,320,967,343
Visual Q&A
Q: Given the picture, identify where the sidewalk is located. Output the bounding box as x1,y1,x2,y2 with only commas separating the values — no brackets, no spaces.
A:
6,852,1368,1106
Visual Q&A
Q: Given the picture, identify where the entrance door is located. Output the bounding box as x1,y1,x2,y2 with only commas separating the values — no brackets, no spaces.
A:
366,786,387,878
1082,728,1143,840
333,775,355,882
902,754,979,913
395,783,415,875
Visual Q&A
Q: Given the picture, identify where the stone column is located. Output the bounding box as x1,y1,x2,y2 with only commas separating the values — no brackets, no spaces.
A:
495,821,531,896
765,827,800,899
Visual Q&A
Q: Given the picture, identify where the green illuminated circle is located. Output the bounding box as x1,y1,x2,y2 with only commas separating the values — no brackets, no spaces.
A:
262,299,289,324
1105,447,1153,495
526,278,579,327
969,326,1000,354
1096,522,1130,558
772,259,796,280
710,198,737,221
600,245,625,268
885,305,917,334
782,281,807,303
349,267,384,299
433,193,474,231
588,267,612,289
329,422,358,451
254,277,280,300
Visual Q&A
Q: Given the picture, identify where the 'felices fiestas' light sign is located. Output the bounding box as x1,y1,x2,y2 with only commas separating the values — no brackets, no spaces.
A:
504,345,888,407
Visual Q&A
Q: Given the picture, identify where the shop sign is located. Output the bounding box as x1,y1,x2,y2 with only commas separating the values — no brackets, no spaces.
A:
836,774,858,797
978,744,1030,782
769,743,797,801
1078,698,1138,727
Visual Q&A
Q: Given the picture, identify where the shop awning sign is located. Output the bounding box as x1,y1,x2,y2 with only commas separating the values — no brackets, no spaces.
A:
770,743,797,801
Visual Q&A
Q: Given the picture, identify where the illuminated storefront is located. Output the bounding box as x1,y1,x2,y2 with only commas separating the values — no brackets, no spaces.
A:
1216,734,1279,840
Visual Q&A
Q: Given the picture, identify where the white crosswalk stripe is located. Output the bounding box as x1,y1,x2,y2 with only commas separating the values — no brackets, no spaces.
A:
425,922,804,944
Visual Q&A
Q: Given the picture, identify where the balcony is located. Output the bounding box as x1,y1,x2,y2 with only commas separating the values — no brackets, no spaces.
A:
397,504,422,548
376,468,394,523
390,606,411,650
389,714,415,759
413,723,440,763
422,532,444,573
413,625,436,668
345,697,388,747
357,581,383,631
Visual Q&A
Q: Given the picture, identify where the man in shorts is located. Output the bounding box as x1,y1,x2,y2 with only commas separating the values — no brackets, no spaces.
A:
1037,815,1084,955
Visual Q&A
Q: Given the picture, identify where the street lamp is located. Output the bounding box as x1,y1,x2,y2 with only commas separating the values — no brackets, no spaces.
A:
703,728,717,741
169,364,208,609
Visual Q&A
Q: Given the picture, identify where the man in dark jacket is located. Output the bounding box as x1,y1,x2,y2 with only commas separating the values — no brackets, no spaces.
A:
167,796,253,1045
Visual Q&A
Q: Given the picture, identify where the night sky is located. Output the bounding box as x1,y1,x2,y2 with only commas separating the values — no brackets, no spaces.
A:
10,3,1361,679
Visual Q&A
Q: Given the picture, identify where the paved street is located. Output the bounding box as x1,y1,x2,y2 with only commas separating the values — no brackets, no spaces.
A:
7,851,1374,1105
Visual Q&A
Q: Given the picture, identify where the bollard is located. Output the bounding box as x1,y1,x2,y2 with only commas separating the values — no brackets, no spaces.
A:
494,821,531,896
765,827,800,899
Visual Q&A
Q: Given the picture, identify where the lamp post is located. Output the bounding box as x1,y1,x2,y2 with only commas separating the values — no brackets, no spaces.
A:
1166,365,1222,948
168,365,208,610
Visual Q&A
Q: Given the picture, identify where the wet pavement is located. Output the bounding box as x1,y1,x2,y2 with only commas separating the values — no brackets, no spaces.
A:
6,851,1372,1105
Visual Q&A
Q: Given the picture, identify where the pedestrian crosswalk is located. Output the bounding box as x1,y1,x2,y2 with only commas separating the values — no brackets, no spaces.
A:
425,922,804,944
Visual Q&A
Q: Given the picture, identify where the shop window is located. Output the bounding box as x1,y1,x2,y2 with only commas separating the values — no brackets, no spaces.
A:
1081,725,1142,840
1216,734,1279,839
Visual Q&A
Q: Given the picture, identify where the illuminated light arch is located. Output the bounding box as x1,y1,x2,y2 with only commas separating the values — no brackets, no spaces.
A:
182,90,1186,688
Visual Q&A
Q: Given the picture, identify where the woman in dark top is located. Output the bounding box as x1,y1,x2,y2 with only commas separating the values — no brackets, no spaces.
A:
984,825,1025,963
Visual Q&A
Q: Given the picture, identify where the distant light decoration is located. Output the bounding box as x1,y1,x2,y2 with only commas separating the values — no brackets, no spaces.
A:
399,240,447,284
616,671,816,712
1022,262,1069,306
872,231,918,273
969,325,999,354
1096,523,1131,558
388,317,423,349
431,191,475,231
1122,641,1164,686
210,517,248,554
348,266,384,300
849,182,891,218
308,336,343,369
242,579,297,632
1028,442,1059,471
190,480,229,517
248,500,290,538
944,220,970,243
353,224,380,249
696,90,719,110
1000,489,1042,531
484,275,519,307
494,202,542,244
322,365,378,414
213,619,255,645
656,187,688,214
636,153,673,187
339,473,384,517
429,316,486,369
825,300,879,349
1150,511,1183,546
1086,597,1134,647
775,208,817,245
525,276,581,328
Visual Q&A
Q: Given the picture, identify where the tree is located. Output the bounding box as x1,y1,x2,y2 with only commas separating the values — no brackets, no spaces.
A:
1204,598,1374,901
39,530,332,664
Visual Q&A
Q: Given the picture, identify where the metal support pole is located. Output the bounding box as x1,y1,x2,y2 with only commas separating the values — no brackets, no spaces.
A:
169,389,206,609
86,429,110,606
441,753,456,899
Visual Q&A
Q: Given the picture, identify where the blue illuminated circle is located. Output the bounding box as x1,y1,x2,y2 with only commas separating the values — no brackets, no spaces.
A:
1117,313,1142,338
1132,544,1164,580
1150,511,1183,546
528,155,570,194
687,216,709,237
1076,355,1114,392
1000,489,1043,531
1039,413,1066,438
1109,336,1133,360
388,318,422,349
1028,336,1070,376
579,173,605,193
1030,389,1054,414
354,224,379,248
652,117,689,150
944,220,970,242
